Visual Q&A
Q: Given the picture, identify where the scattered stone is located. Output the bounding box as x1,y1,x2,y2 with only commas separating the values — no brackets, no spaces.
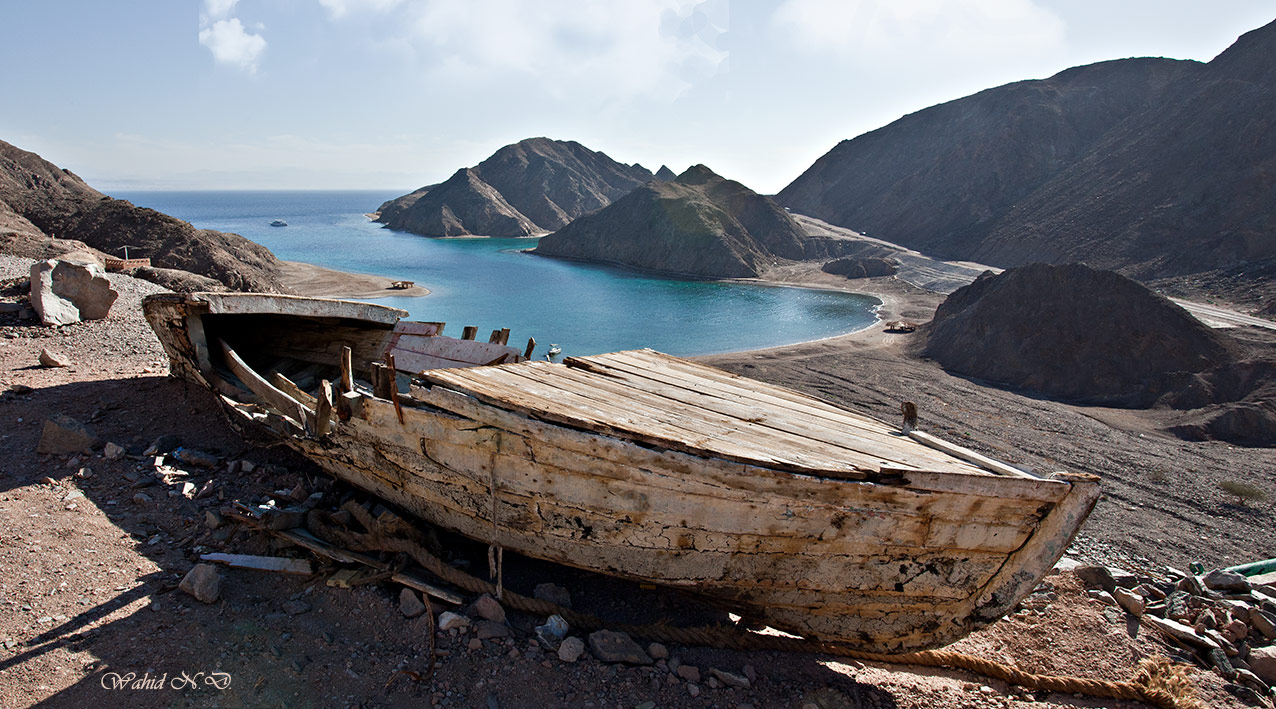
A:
103,442,126,460
473,594,506,623
399,588,425,618
1145,616,1220,650
37,415,99,455
29,259,119,326
179,564,223,604
1113,587,1146,617
38,348,69,368
557,636,585,663
711,667,751,689
1250,646,1276,686
588,630,652,665
677,665,701,682
1075,565,1116,592
1087,589,1117,606
533,582,573,608
438,611,469,631
282,599,312,616
204,511,223,533
172,447,218,469
467,638,483,651
648,642,669,660
180,481,197,498
74,467,92,480
1234,668,1270,695
1177,574,1206,596
1252,610,1276,640
688,683,701,697
1203,569,1251,592
474,620,510,640
132,492,151,504
8,383,35,395
1222,619,1250,643
143,434,181,456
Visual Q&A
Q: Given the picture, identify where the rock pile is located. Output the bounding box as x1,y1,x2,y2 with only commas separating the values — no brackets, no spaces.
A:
1073,562,1276,702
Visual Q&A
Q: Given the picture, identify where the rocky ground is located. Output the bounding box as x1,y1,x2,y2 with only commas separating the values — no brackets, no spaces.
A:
1,255,1273,708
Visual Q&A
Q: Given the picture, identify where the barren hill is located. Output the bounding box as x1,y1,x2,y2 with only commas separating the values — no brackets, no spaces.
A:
778,18,1276,308
0,139,287,292
534,165,851,278
377,138,653,237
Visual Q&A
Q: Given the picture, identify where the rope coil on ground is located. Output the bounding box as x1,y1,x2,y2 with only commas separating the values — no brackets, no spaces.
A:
307,504,1191,709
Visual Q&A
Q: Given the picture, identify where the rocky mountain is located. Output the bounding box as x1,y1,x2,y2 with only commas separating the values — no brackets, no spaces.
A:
377,138,654,237
923,264,1275,444
534,165,851,278
654,165,677,181
777,18,1276,307
0,139,287,292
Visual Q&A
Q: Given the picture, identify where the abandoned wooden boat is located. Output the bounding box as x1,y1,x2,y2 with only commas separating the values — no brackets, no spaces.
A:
142,291,1100,653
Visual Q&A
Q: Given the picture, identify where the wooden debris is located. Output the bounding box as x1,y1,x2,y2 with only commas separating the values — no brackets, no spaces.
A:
199,553,314,576
273,527,462,604
315,380,333,437
340,345,354,393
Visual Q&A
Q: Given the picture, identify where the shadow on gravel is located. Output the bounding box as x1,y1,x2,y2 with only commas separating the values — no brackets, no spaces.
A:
4,375,905,708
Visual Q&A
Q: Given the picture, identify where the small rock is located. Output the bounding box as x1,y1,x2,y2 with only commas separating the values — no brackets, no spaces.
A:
9,383,35,395
74,467,92,479
132,492,151,504
474,620,510,640
179,564,222,604
473,594,506,623
588,630,652,665
37,415,100,455
205,510,224,529
1252,610,1276,640
467,638,483,651
180,481,197,498
143,434,181,456
1222,619,1249,643
711,667,751,689
557,636,585,662
1204,569,1251,592
688,683,701,697
172,447,218,469
677,665,701,682
38,348,70,368
438,611,469,631
400,589,425,618
1234,668,1270,694
282,599,312,616
648,642,668,660
1087,589,1117,606
533,582,572,608
1075,565,1116,592
1250,646,1276,686
1113,587,1146,617
103,441,126,460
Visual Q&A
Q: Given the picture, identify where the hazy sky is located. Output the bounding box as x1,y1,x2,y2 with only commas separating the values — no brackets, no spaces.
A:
1,1,1272,194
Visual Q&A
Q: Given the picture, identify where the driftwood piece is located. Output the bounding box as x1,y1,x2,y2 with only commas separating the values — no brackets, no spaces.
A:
275,528,462,604
199,552,314,575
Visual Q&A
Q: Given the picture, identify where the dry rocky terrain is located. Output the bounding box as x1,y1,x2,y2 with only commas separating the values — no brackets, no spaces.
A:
1,255,1273,708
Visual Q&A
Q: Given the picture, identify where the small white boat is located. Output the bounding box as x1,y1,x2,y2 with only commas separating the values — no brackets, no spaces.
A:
270,220,288,227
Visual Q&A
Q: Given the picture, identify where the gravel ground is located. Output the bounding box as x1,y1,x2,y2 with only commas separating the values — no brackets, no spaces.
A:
0,258,1260,708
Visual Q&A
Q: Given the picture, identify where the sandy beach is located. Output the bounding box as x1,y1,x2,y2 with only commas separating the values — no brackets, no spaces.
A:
278,260,429,299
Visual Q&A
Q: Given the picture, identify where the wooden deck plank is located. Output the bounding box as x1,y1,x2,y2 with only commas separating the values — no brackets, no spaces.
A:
561,354,989,474
502,361,901,473
424,366,869,476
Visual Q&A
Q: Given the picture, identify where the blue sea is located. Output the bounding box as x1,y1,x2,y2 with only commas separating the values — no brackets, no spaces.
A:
116,190,880,358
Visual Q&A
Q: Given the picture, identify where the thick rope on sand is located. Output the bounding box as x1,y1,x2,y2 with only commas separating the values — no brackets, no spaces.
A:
306,505,1195,709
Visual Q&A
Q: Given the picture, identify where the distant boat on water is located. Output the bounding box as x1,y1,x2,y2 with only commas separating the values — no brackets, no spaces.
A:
270,219,288,227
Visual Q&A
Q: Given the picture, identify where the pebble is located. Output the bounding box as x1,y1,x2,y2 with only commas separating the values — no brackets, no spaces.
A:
711,667,751,689
587,630,652,665
179,564,222,604
474,594,506,623
557,636,585,663
400,589,425,618
438,611,469,631
103,442,126,460
687,683,700,697
132,492,151,504
676,665,701,682
467,638,483,651
38,348,70,367
1113,587,1146,617
74,466,92,479
648,642,668,660
474,620,510,640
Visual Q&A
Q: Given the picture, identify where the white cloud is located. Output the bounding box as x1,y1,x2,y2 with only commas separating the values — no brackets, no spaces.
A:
772,0,1065,61
318,0,404,20
399,0,727,104
204,0,239,20
199,18,267,73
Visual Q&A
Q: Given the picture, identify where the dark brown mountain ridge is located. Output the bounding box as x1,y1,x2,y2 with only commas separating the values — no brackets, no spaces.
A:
0,139,288,292
376,138,654,237
778,18,1276,310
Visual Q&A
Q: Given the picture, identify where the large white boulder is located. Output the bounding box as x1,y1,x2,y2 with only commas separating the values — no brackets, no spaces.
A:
29,259,119,325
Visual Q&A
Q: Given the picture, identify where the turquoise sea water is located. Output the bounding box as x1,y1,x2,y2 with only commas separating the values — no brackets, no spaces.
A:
116,190,879,357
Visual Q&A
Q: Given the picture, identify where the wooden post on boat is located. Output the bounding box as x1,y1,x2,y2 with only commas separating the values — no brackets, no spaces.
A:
462,326,477,341
385,353,405,425
340,346,354,393
315,380,333,437
901,401,918,434
488,329,502,344
498,328,510,345
524,337,536,360
370,362,392,399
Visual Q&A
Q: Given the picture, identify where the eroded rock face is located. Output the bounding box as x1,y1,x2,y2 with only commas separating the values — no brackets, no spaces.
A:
29,259,119,325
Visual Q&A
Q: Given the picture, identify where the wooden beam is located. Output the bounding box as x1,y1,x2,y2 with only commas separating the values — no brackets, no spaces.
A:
218,339,309,427
315,380,333,437
523,337,536,360
340,346,354,393
270,371,317,408
273,528,462,605
385,353,405,425
488,329,502,344
462,326,477,341
498,328,510,346
199,552,313,575
905,430,1039,479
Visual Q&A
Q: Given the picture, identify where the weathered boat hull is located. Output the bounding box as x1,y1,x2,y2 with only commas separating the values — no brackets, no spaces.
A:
143,292,1100,653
